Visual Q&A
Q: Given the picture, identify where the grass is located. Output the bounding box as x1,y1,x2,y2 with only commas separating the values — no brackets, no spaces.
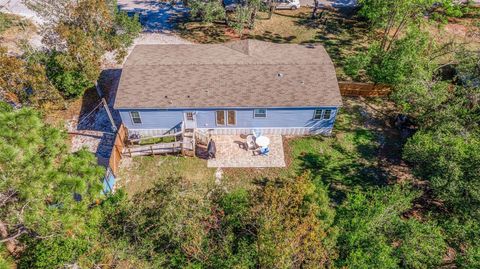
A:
177,8,370,79
138,136,176,145
118,98,399,201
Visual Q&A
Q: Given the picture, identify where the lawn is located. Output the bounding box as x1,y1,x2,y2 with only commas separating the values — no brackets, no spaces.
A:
178,7,371,79
117,97,405,200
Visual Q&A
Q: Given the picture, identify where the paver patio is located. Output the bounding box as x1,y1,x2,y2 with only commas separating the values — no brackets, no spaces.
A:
207,135,286,168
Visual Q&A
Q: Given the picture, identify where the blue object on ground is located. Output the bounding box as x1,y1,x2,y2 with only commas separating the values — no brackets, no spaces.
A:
259,147,270,156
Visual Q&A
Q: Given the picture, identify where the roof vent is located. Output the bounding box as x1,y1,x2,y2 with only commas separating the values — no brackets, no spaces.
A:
165,95,168,98
187,95,191,98
277,72,284,78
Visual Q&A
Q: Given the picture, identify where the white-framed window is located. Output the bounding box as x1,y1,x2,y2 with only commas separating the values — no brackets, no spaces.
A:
313,109,333,120
254,108,267,118
130,111,142,124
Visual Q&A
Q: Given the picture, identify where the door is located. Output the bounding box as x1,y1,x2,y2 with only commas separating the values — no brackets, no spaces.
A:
216,110,236,126
184,111,197,129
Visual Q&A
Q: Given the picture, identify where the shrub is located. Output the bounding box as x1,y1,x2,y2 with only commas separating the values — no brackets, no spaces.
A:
19,238,90,269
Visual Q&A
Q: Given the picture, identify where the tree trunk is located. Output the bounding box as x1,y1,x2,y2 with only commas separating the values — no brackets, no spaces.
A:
249,8,257,29
311,0,319,19
268,0,275,19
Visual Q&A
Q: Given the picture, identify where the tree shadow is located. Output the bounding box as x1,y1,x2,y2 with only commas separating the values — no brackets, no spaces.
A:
246,31,297,43
72,69,123,167
118,0,190,32
294,7,369,67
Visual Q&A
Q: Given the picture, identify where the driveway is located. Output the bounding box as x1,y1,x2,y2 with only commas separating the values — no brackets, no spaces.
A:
117,0,189,32
0,0,43,23
299,0,357,8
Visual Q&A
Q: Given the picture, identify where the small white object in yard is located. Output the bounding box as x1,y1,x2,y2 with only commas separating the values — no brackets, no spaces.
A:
215,168,223,184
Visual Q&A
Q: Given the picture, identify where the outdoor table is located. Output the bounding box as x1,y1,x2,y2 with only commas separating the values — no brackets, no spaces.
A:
255,136,270,148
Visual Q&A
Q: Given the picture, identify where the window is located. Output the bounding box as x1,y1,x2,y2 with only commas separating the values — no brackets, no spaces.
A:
313,109,333,120
130,111,142,124
254,108,267,118
313,109,323,120
216,110,225,125
227,110,236,125
323,109,332,120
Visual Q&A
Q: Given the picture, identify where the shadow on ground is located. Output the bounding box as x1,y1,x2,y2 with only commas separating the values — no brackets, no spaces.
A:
118,0,189,32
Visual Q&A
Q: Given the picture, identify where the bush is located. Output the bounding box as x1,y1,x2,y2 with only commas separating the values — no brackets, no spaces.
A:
51,70,93,98
397,220,446,269
19,238,90,269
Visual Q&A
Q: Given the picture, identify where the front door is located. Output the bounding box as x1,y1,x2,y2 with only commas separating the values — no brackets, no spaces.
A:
184,111,197,129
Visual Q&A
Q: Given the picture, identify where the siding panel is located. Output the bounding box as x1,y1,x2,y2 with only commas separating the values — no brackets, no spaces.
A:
119,107,338,136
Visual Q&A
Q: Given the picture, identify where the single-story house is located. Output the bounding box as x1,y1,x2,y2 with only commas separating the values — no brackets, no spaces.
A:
114,39,342,138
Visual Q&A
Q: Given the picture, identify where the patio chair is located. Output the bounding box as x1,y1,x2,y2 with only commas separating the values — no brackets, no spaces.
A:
245,135,256,150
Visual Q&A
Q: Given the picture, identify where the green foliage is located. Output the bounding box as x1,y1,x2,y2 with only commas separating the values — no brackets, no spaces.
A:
45,52,93,98
335,186,447,268
0,47,64,108
0,107,105,267
335,186,414,268
19,237,90,269
230,6,251,35
0,12,12,34
253,174,337,268
346,28,435,86
358,0,435,27
457,245,480,268
396,219,446,268
189,0,226,23
25,0,141,98
403,130,480,216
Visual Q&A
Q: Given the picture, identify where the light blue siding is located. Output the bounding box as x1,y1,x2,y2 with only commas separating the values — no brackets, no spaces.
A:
119,109,183,131
118,107,338,135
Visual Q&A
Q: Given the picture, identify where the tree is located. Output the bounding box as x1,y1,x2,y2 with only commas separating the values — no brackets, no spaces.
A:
0,47,63,109
344,28,437,86
0,105,104,267
403,130,480,216
25,0,141,98
188,0,226,23
396,219,446,268
252,174,337,268
357,0,435,51
335,186,446,268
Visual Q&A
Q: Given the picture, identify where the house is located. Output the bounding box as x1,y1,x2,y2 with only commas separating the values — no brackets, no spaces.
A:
114,40,342,139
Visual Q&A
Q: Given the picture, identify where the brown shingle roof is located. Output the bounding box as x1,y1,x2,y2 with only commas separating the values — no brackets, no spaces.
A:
114,40,342,109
